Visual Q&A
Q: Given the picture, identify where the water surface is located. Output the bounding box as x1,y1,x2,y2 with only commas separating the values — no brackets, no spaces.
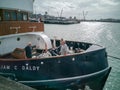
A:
44,22,120,90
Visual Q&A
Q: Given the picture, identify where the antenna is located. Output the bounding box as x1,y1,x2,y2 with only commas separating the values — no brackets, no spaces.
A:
83,11,88,20
60,8,63,18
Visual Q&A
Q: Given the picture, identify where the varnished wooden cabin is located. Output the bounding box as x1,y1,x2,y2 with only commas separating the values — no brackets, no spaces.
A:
0,8,44,36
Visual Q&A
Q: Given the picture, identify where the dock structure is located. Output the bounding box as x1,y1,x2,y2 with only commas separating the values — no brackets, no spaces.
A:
0,76,36,90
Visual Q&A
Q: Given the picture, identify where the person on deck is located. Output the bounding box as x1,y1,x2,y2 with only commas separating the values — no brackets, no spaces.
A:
60,39,69,55
25,42,32,58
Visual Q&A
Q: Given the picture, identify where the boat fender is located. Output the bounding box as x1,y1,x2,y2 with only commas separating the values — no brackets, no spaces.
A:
11,48,26,59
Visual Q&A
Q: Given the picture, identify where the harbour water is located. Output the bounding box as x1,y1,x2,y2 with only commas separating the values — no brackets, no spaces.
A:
44,22,120,90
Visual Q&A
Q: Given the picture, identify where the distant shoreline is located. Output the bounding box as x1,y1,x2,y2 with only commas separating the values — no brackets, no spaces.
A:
81,20,120,23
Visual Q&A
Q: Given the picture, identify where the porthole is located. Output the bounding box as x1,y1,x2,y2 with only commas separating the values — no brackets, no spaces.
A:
17,37,20,41
37,37,40,41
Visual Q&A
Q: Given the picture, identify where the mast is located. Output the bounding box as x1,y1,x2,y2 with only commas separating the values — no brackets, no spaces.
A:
60,8,63,18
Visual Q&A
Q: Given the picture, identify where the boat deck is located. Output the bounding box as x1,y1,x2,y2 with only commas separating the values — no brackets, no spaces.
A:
0,46,85,60
0,40,92,60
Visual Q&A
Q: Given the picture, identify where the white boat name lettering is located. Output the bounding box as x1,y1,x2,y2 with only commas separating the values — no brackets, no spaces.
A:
22,66,40,71
0,65,40,71
0,65,10,70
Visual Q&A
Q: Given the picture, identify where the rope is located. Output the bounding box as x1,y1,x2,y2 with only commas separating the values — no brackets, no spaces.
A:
108,55,120,60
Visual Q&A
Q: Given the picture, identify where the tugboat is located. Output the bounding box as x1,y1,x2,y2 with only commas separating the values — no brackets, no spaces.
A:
0,0,111,90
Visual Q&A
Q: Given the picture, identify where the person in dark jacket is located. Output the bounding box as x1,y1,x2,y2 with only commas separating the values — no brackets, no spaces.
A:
25,42,32,58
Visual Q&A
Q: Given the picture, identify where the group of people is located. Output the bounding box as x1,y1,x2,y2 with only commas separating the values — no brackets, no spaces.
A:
24,38,69,58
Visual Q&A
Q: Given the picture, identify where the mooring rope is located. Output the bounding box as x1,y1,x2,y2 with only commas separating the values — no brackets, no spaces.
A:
108,55,120,60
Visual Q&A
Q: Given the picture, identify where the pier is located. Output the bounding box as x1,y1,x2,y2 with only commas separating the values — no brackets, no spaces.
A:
0,76,36,90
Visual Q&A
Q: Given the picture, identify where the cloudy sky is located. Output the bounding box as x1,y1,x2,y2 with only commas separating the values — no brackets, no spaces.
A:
33,0,120,19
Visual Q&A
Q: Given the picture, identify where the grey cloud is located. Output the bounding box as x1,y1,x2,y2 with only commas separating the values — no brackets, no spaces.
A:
34,0,120,19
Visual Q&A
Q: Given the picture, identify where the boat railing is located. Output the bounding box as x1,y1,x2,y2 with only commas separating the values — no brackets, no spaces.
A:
54,39,92,50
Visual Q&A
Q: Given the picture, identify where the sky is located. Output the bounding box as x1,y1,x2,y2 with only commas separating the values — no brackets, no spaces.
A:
33,0,120,20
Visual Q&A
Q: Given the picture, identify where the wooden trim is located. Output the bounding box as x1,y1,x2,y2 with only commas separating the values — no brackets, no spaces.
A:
0,21,44,36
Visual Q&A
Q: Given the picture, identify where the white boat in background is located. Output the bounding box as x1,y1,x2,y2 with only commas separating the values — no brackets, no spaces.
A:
43,17,80,24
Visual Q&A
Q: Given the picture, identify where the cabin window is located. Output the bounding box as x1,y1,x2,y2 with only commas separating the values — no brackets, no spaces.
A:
4,11,10,21
0,41,1,45
17,12,23,20
23,14,27,21
0,16,1,21
17,37,20,41
11,11,17,20
1,9,29,21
